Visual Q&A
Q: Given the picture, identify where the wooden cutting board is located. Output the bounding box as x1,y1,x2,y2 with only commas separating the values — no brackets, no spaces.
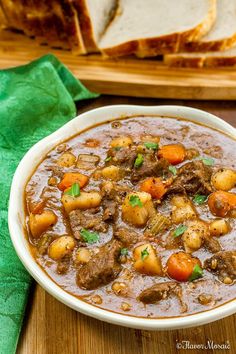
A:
1,28,236,100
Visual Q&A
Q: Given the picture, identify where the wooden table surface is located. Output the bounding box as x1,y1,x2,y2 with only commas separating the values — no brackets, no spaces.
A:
17,96,236,354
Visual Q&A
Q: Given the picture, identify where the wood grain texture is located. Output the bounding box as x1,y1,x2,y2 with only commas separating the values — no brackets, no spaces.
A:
2,29,236,100
16,96,236,354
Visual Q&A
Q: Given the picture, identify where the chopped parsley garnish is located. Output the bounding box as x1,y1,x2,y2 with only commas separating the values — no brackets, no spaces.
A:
141,247,149,261
114,146,122,151
134,153,144,168
169,165,177,176
189,264,203,282
193,194,208,205
120,248,129,256
80,228,99,244
200,157,214,166
105,156,112,162
64,183,80,197
144,142,159,150
129,195,143,207
173,225,188,238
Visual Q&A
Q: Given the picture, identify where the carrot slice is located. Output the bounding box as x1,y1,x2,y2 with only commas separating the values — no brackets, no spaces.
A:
58,172,88,191
167,252,201,282
158,144,185,165
140,177,167,199
208,191,236,217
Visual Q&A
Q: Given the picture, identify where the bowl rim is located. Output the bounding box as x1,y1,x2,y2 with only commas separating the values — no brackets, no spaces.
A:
8,104,236,330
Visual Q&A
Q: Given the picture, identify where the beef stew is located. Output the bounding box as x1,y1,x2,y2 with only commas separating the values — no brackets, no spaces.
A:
25,116,236,318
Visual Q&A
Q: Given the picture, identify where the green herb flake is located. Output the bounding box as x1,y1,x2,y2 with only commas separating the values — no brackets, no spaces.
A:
144,142,159,150
80,228,99,244
200,157,214,166
173,225,188,238
120,248,129,256
141,247,149,261
189,264,203,282
134,153,144,168
193,194,208,205
64,183,80,197
105,156,112,162
129,195,143,208
114,146,122,151
169,165,177,176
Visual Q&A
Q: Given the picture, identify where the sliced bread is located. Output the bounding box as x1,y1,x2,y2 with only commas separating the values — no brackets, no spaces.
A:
0,4,7,28
180,0,236,52
0,0,86,53
99,0,216,57
0,0,25,29
164,46,236,68
76,0,117,52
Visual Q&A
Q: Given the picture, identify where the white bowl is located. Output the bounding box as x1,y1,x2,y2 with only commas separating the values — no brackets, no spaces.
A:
8,105,236,330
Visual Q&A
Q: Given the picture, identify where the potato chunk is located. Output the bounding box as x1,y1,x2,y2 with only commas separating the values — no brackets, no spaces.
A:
122,192,155,227
171,196,196,224
75,248,91,264
29,210,57,238
57,152,76,167
48,236,75,260
209,219,230,237
211,168,236,191
182,220,208,253
133,243,162,276
110,136,133,148
101,165,122,181
62,191,102,213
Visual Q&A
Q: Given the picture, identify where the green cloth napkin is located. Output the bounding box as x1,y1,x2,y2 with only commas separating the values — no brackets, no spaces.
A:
0,54,98,354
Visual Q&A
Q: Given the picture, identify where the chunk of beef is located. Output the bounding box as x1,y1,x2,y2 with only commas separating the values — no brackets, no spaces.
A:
100,181,131,202
204,235,221,253
204,251,236,282
114,228,144,246
77,240,122,289
131,158,170,183
168,160,213,195
138,281,187,312
69,209,108,242
102,199,117,221
47,165,64,179
110,147,137,169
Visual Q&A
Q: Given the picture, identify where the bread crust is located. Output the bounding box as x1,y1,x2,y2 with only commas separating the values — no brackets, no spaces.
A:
76,0,98,52
0,0,86,52
164,52,236,68
0,3,7,27
76,0,118,53
101,0,216,57
164,54,205,68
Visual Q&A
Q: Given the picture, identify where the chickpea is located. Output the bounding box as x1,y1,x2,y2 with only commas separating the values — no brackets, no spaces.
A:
209,219,230,237
121,302,131,311
75,248,91,264
110,136,133,148
211,168,236,191
57,152,76,167
112,282,128,296
223,277,233,285
198,294,213,305
91,295,103,304
48,236,75,260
